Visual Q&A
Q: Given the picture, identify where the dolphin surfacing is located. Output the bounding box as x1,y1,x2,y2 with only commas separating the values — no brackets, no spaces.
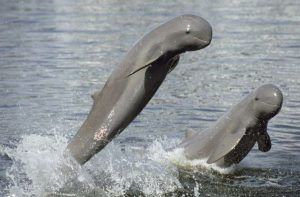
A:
66,15,213,165
180,84,283,167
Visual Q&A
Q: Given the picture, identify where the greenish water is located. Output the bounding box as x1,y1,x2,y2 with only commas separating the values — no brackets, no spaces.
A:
0,0,299,196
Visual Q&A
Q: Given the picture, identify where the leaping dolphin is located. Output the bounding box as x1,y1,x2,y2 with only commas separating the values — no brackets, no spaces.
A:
180,84,283,167
66,15,213,165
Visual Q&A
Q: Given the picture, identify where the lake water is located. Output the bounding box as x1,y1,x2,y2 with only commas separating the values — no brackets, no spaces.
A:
0,0,299,196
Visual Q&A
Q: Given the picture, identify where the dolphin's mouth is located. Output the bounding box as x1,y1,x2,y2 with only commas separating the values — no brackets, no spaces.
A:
258,100,281,108
184,37,211,52
254,100,282,120
195,37,211,47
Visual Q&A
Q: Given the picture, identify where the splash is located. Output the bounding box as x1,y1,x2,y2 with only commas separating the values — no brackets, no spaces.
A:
3,133,236,196
84,137,182,196
4,134,89,196
148,138,236,175
3,134,181,196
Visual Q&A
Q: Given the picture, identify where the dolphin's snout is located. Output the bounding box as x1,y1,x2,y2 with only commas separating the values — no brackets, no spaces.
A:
254,84,283,120
201,36,212,47
272,86,283,107
201,23,213,46
257,84,283,107
194,18,212,48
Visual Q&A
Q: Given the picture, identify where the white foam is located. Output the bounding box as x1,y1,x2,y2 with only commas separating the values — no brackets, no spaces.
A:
3,134,236,196
3,134,181,196
85,138,182,196
4,134,87,196
148,137,236,175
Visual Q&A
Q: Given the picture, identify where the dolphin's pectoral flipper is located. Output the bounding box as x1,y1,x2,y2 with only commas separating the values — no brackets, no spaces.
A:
126,63,152,77
126,53,180,78
125,43,164,78
207,127,246,164
257,132,271,152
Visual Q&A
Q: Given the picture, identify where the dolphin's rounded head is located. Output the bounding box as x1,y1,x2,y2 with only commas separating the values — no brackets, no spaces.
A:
253,84,283,120
162,14,212,53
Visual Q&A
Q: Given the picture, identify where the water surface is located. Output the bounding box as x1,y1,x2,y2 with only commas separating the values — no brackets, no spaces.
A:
0,0,299,196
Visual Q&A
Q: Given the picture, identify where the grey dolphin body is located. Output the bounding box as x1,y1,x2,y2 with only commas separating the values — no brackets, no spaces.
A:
66,15,212,165
180,84,283,167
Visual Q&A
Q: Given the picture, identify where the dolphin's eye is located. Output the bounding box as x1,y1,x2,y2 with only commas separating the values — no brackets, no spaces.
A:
186,24,191,34
255,97,259,101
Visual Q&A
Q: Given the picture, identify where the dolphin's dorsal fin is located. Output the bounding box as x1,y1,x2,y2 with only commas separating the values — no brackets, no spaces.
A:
257,131,271,152
91,90,101,101
185,129,198,140
207,126,246,164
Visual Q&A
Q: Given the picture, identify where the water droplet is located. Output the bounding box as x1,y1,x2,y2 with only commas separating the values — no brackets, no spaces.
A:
186,24,191,33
